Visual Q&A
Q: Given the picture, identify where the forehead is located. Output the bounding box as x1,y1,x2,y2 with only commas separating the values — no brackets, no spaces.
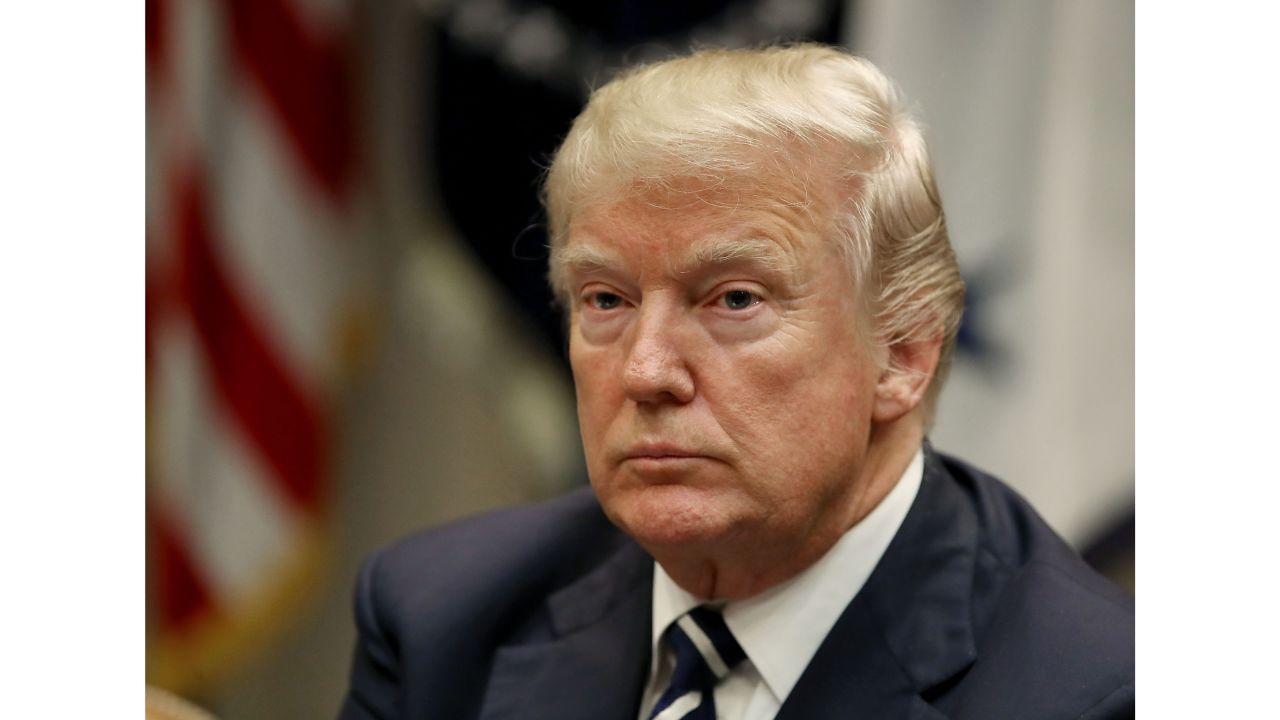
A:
562,181,832,277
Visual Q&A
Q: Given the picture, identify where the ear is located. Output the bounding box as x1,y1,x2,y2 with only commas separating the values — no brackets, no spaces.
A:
871,334,943,424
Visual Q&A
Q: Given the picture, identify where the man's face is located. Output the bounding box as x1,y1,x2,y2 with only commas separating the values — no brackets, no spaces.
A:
564,184,886,561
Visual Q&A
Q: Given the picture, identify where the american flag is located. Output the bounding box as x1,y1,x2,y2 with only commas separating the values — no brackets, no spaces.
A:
145,0,365,693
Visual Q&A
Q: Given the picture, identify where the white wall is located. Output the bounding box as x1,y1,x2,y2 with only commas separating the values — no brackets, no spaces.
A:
849,0,1135,545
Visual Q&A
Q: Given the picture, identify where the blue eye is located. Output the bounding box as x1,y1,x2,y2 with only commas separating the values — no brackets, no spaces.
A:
721,290,757,310
591,292,623,310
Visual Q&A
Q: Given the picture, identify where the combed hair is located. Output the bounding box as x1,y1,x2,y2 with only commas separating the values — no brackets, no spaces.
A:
543,44,965,413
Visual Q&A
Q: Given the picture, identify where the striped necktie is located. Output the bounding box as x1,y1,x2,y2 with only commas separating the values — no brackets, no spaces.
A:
648,606,747,720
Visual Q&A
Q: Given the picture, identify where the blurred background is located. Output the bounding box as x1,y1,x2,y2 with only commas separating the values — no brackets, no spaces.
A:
144,0,1133,716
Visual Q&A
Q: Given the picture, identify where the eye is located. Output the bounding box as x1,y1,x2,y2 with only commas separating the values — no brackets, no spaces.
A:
720,289,759,311
589,291,623,310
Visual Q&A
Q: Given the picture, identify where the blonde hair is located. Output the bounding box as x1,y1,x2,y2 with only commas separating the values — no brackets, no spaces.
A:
544,44,965,411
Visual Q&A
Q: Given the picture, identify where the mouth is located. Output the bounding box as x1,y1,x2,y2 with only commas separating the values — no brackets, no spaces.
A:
623,443,706,461
614,442,724,480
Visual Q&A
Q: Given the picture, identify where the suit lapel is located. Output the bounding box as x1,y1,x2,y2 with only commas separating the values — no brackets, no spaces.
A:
478,448,978,719
777,447,979,719
478,539,653,720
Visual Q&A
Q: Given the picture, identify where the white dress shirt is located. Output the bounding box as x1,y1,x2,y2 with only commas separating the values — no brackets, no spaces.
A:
637,449,924,720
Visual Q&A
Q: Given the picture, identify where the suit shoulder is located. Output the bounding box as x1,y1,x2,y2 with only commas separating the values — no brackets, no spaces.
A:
358,487,626,629
344,488,642,718
957,558,1134,718
938,452,1133,609
933,453,1134,717
374,486,610,570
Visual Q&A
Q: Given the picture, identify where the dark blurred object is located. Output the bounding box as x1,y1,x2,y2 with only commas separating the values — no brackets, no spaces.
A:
1082,507,1135,594
424,0,845,361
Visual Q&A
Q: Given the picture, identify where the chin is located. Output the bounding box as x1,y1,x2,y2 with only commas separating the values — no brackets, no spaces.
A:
599,482,740,549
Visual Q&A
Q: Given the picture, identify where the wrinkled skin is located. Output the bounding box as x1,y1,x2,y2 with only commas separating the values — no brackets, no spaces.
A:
564,188,933,599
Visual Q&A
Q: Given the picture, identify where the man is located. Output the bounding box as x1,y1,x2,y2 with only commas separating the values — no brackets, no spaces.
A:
341,45,1134,719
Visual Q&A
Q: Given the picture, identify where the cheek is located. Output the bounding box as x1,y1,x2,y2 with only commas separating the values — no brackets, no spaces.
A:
707,320,874,477
699,345,796,446
569,338,623,454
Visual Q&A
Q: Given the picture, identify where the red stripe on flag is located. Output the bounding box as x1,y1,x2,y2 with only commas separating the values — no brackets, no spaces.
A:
151,503,217,630
175,168,327,511
223,0,355,201
146,0,168,75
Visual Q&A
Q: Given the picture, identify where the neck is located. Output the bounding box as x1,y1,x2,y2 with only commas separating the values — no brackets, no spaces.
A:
653,413,925,600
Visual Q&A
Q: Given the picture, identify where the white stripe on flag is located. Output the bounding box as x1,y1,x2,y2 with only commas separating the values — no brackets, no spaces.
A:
150,320,303,607
171,0,224,156
677,615,730,679
211,86,354,397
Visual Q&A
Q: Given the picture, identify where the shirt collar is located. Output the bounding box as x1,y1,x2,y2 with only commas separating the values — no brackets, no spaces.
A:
649,448,924,703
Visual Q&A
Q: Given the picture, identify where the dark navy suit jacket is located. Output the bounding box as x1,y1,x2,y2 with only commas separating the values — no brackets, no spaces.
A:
340,449,1134,719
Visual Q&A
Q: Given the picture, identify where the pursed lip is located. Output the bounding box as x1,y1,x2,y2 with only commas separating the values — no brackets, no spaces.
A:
621,443,708,461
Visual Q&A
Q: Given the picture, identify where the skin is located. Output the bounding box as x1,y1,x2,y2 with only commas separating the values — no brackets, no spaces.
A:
563,183,940,600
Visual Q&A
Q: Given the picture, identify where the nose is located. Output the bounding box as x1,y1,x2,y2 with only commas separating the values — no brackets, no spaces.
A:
622,302,695,405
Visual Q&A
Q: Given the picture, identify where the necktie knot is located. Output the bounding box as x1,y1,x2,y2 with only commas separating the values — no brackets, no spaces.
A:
648,606,746,720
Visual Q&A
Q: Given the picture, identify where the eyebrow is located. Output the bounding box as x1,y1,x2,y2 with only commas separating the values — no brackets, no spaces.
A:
678,237,798,280
552,235,801,288
553,243,625,278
